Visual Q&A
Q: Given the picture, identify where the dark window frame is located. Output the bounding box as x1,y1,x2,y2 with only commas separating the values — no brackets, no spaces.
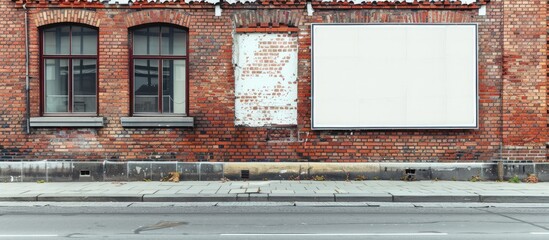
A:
39,23,99,117
129,23,189,116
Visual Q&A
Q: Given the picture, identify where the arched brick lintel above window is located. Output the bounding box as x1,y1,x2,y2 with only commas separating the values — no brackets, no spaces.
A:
35,9,101,28
233,10,304,29
124,10,191,29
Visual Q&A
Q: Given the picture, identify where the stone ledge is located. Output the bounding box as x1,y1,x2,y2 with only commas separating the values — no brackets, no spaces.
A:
121,116,194,128
29,117,104,128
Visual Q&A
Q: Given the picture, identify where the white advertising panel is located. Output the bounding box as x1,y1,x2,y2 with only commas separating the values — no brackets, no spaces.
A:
312,24,478,129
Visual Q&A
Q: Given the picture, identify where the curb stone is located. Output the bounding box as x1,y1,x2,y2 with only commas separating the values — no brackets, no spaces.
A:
392,194,481,203
142,194,237,202
480,195,549,203
334,193,393,202
268,193,335,202
36,194,143,202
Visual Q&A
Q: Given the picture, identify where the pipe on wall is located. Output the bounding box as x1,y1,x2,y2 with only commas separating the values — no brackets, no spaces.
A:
23,4,30,134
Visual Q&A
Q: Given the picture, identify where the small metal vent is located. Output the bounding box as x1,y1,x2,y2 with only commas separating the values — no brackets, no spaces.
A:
404,169,416,181
80,170,91,177
240,170,250,179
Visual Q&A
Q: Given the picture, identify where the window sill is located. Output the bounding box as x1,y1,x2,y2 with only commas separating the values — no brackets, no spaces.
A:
29,117,105,128
120,116,194,128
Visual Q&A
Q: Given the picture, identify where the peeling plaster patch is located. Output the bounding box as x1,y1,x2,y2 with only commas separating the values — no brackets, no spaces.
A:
234,33,298,127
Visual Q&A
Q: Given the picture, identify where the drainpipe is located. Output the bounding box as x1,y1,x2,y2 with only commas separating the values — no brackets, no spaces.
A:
23,4,30,134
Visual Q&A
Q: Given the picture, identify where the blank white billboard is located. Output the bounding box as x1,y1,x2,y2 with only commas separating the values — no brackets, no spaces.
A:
312,24,478,130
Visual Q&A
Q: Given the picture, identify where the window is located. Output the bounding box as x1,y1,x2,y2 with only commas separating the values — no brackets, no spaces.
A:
131,25,187,115
41,24,98,115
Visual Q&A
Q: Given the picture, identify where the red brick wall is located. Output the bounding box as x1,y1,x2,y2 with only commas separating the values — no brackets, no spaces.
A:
0,0,27,157
0,0,547,162
501,0,548,161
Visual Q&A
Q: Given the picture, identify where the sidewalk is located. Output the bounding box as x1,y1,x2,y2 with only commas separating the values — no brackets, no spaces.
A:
1,181,548,203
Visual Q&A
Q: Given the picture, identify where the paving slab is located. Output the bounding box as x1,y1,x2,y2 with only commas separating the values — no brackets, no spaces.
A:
334,189,349,194
177,190,202,194
159,183,190,187
245,188,260,193
229,189,247,194
271,190,295,194
155,190,181,194
315,190,337,194
247,182,274,187
199,191,219,194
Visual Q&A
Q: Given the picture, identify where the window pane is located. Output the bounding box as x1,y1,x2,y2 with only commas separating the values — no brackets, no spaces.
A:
72,26,97,55
163,60,186,114
133,28,148,55
45,59,69,113
44,26,70,55
161,27,186,56
134,27,160,55
134,59,159,113
73,59,97,113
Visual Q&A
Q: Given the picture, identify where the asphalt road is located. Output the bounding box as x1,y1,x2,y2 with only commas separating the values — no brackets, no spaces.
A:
1,203,548,239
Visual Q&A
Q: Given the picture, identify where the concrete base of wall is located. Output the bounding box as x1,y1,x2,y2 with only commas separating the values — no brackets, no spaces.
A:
0,160,547,182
